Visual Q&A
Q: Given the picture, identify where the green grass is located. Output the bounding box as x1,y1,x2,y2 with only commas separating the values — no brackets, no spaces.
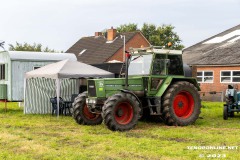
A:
0,102,239,160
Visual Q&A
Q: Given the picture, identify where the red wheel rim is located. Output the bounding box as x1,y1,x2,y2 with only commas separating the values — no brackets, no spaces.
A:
83,105,99,120
114,102,133,125
173,91,194,119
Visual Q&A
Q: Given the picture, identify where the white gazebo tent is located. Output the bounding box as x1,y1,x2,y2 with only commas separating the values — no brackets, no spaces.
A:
24,59,114,116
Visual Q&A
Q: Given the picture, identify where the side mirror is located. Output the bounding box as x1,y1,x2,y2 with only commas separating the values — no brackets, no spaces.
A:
125,51,131,60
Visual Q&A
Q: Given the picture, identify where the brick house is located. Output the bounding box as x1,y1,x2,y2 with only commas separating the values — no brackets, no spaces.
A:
66,27,150,64
183,24,240,101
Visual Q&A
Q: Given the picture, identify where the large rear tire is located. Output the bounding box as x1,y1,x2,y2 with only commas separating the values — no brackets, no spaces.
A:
102,92,140,131
162,81,201,126
72,92,103,125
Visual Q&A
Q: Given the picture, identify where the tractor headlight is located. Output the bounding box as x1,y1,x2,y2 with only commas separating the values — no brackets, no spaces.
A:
86,98,96,104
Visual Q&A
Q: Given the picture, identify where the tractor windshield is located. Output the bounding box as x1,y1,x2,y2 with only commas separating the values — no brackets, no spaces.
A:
128,54,153,75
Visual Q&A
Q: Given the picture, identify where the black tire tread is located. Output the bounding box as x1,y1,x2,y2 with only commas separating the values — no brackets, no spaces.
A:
223,105,228,120
72,91,103,125
162,81,201,126
102,92,140,131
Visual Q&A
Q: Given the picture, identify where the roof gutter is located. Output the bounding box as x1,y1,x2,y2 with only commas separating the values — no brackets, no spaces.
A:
189,64,240,67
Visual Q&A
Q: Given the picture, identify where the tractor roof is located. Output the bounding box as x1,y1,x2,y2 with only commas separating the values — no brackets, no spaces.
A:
130,46,182,55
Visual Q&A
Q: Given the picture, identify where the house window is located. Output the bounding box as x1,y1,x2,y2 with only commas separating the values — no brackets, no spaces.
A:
197,71,213,83
0,64,6,80
221,70,240,83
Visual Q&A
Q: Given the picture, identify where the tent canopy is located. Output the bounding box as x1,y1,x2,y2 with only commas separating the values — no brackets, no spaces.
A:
24,59,114,115
25,59,114,79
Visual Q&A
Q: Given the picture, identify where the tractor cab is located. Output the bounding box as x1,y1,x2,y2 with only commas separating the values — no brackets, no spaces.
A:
126,47,191,97
128,47,184,76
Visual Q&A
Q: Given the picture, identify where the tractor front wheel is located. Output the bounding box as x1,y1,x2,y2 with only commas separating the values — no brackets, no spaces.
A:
72,92,103,125
162,81,201,126
223,105,228,120
102,93,140,131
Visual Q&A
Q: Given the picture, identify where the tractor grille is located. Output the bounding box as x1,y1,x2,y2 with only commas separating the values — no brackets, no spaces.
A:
88,80,96,97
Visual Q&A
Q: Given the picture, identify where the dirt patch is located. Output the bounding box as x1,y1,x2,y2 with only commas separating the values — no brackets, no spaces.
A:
117,151,159,160
125,132,145,138
167,137,188,142
37,132,61,137
5,125,11,128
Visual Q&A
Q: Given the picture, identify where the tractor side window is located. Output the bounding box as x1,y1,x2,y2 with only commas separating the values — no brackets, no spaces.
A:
168,55,184,75
152,54,166,75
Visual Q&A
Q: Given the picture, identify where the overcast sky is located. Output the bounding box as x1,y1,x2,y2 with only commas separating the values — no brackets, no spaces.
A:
0,0,239,52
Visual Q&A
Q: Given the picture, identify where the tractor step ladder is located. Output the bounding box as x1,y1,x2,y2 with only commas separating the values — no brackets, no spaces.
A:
147,98,162,115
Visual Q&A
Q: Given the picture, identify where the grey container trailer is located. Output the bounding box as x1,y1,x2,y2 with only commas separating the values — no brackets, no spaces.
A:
0,51,76,101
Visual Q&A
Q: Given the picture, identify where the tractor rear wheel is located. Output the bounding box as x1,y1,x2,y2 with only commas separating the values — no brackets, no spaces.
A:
162,81,201,126
72,92,103,125
102,92,140,131
223,105,228,120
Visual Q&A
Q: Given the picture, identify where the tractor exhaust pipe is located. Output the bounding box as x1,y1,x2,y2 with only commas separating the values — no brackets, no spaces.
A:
125,51,130,89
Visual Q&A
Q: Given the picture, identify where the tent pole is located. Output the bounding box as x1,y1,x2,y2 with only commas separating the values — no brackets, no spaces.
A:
56,79,60,118
23,78,27,114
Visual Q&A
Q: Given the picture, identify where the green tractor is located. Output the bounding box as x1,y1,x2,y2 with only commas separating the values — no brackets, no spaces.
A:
72,46,201,131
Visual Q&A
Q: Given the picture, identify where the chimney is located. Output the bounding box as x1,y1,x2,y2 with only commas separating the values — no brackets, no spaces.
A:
95,32,102,37
107,27,117,41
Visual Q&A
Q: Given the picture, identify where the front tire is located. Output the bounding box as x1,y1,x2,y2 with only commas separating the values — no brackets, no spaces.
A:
102,92,140,131
162,81,201,126
72,92,103,125
223,105,228,120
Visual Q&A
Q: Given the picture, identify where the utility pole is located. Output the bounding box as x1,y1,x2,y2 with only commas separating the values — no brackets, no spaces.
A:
120,35,126,62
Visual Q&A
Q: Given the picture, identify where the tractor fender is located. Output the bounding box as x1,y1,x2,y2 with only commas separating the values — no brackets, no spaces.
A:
120,89,142,108
156,77,200,97
171,78,201,91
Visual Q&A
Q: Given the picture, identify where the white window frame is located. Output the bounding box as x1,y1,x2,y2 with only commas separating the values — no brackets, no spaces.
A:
197,71,214,83
220,70,240,83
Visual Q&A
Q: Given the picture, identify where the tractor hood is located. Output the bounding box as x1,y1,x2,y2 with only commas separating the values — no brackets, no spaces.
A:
87,77,145,98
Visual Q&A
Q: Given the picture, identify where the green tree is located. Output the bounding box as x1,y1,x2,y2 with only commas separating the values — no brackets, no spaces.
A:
141,23,157,41
116,23,184,50
152,24,184,50
116,23,138,33
9,42,58,52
